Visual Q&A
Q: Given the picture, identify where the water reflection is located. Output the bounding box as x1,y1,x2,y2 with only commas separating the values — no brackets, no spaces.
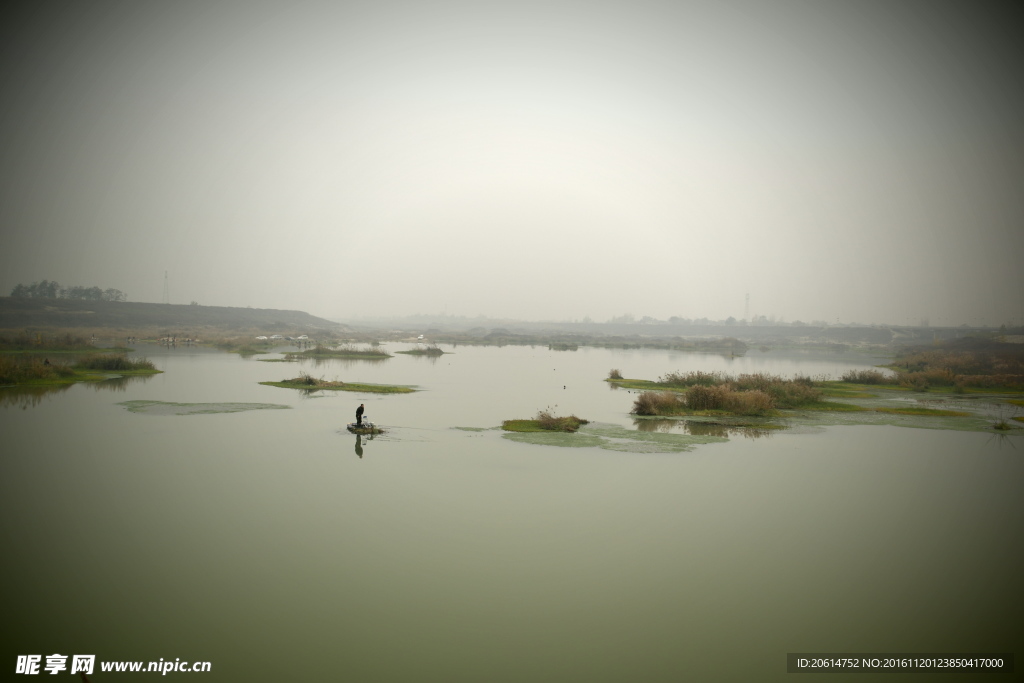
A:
402,354,443,365
301,357,389,370
87,374,155,392
0,384,73,410
632,417,776,440
352,433,379,458
986,431,1017,450
0,373,155,410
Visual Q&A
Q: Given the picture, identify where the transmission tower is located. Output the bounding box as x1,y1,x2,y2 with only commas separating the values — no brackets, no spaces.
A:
163,271,169,304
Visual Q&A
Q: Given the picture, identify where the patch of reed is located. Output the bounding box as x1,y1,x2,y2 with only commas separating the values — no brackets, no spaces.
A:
74,354,156,371
632,391,687,416
841,369,894,384
657,370,728,387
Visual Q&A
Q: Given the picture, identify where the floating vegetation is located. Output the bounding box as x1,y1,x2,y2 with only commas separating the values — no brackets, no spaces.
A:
503,431,605,448
260,373,415,393
502,422,728,452
256,357,297,363
452,426,491,432
873,407,971,417
633,416,786,440
119,400,291,416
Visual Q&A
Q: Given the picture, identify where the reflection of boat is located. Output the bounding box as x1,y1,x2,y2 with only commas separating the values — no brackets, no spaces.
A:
347,421,383,435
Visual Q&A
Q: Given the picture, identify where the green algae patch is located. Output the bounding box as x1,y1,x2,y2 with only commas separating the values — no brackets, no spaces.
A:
800,400,870,412
119,400,291,416
503,431,605,448
501,421,728,452
257,357,297,363
452,426,492,432
1014,416,1024,423
780,406,1007,434
819,382,876,398
874,407,971,417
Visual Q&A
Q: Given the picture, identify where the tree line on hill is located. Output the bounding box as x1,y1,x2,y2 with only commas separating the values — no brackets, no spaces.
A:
9,280,126,302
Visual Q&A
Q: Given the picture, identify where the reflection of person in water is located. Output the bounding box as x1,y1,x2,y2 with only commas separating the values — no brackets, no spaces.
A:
356,403,364,426
354,435,363,459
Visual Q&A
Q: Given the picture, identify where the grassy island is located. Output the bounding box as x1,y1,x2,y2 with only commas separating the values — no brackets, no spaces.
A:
0,353,160,387
502,410,589,433
395,344,446,356
611,370,833,417
614,364,1021,432
260,373,414,393
284,344,391,360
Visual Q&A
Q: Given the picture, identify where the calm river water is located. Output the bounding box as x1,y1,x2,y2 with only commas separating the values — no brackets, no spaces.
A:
2,343,1020,681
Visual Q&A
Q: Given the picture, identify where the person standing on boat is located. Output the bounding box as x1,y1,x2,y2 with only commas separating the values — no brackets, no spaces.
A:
356,403,364,426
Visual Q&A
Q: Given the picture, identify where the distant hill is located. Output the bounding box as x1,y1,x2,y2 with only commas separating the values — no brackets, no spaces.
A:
0,297,345,333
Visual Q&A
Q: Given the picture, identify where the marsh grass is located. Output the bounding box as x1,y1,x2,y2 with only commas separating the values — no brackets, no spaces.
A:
0,332,96,352
260,374,414,393
74,354,156,372
0,355,75,384
631,391,688,416
0,352,157,385
841,369,894,384
885,339,1024,391
287,344,391,359
502,409,589,432
629,370,823,416
396,344,445,356
657,370,729,387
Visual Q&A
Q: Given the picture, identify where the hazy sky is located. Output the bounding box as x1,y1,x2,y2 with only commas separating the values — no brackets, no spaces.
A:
2,0,1022,325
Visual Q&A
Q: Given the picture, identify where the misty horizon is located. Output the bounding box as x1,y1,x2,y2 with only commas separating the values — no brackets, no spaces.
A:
3,1,1022,328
